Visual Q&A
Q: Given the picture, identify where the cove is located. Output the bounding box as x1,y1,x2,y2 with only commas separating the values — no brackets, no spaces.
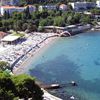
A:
25,31,100,100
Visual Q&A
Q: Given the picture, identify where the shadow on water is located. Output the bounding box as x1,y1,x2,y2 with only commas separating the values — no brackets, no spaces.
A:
29,55,80,83
29,55,100,100
94,58,100,66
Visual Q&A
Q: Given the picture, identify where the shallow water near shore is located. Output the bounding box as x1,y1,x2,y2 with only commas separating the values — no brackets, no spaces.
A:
25,31,100,100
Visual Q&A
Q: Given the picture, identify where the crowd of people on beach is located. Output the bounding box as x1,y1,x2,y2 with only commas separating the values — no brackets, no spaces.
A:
0,32,58,71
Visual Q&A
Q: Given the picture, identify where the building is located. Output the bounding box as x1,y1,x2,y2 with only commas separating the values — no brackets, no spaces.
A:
0,5,36,15
96,0,100,8
1,34,21,44
70,2,96,11
0,0,20,6
39,5,57,11
43,26,68,33
59,4,67,11
0,31,7,39
0,0,13,5
0,6,25,15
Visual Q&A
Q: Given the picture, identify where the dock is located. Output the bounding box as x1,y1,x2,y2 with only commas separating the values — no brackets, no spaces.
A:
41,84,61,89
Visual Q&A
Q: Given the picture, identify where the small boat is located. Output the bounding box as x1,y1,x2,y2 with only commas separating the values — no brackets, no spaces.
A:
50,84,60,88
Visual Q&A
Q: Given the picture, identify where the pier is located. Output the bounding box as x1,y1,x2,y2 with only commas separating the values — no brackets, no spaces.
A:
40,84,61,89
40,81,78,90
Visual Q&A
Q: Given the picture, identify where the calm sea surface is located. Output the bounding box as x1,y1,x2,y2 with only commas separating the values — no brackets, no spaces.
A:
25,31,100,100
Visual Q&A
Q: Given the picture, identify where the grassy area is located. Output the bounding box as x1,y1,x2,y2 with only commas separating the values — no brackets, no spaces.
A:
11,31,25,37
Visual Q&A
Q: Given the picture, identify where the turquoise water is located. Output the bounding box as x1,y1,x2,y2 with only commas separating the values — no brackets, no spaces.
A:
26,31,100,100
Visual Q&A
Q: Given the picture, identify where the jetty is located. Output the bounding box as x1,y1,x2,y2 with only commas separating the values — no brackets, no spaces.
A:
40,84,61,89
40,80,78,90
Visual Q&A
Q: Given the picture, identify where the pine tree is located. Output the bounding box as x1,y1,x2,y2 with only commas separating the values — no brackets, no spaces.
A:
23,6,31,19
3,11,10,19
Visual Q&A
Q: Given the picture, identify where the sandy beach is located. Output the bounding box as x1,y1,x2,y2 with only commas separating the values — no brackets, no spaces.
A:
13,36,59,75
10,32,62,100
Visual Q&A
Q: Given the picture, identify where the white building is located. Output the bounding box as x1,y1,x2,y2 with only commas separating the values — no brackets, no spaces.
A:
0,0,14,5
70,2,96,11
39,5,57,11
96,0,100,8
0,0,20,6
59,4,67,11
0,6,25,15
0,5,36,15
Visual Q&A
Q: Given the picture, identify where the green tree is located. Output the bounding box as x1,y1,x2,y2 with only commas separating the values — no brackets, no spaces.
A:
19,0,26,6
13,20,24,31
22,23,28,31
12,74,43,100
1,20,10,31
47,16,54,25
48,10,55,17
39,16,53,26
3,11,10,19
85,0,96,2
39,19,48,26
12,12,23,20
0,71,43,100
27,23,37,32
66,12,76,25
0,71,16,99
90,8,100,15
0,89,16,100
23,6,31,19
80,15,91,24
54,16,65,26
0,61,10,71
55,11,62,16
40,10,49,19
73,13,81,23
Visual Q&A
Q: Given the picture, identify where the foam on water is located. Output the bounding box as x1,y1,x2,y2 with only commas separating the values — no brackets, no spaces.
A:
25,31,100,100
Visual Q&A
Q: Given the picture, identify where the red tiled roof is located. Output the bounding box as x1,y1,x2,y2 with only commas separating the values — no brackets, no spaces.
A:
1,5,26,9
0,31,7,38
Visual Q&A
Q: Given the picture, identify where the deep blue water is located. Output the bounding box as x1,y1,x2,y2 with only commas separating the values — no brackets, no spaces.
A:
25,31,100,100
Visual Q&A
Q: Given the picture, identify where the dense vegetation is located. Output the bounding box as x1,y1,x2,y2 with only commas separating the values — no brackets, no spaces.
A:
0,61,10,71
0,71,43,100
18,0,96,5
0,6,95,32
0,61,43,100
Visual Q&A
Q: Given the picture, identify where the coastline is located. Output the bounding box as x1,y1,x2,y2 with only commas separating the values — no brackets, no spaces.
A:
11,28,98,75
12,28,94,75
13,36,59,75
12,36,63,100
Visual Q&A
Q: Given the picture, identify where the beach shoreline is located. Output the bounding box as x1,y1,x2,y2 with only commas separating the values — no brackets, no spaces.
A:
12,33,62,100
13,36,59,75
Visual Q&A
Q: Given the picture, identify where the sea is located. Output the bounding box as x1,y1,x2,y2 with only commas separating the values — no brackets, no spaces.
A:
24,31,100,100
